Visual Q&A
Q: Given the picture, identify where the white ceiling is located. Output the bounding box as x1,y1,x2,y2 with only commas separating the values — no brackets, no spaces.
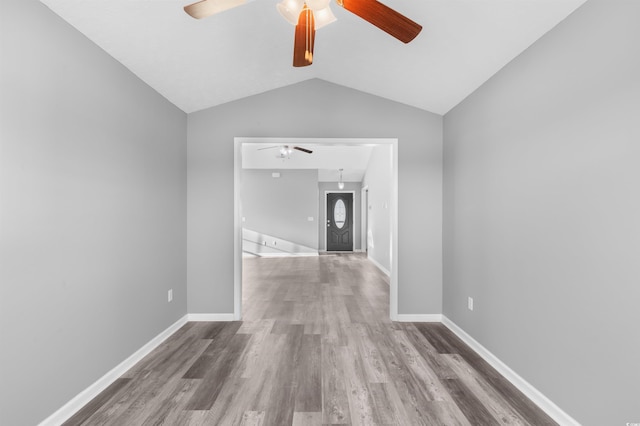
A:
40,0,586,114
242,143,374,182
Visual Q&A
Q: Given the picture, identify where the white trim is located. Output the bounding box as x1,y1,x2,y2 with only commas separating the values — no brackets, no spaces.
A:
390,141,398,321
234,138,242,321
361,186,368,254
236,138,398,323
354,249,365,253
441,316,580,426
251,252,319,258
188,313,236,322
368,255,391,277
324,190,356,252
38,315,189,426
396,314,443,322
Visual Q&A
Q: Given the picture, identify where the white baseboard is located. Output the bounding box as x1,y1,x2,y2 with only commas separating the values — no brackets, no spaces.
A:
188,313,235,321
367,255,390,276
39,314,189,426
254,252,318,258
441,316,580,426
396,314,443,322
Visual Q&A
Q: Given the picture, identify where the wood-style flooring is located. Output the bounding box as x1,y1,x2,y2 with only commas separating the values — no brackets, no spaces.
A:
64,253,556,425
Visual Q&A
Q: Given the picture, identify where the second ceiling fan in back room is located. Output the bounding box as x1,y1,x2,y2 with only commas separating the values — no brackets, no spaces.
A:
258,145,313,159
183,0,422,67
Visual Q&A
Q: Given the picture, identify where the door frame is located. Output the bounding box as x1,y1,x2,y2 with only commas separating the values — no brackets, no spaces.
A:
234,137,399,320
324,190,356,252
361,186,368,253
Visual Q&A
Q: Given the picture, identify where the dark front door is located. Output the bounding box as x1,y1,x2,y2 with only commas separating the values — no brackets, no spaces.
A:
327,192,353,251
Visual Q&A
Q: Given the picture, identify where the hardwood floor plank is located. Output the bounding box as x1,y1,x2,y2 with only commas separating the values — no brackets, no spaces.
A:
441,378,501,425
139,379,200,426
338,345,380,425
239,410,265,426
295,334,322,412
185,333,251,410
199,375,249,425
391,329,452,402
321,341,351,424
368,382,410,425
349,323,389,384
443,353,529,425
402,324,458,380
343,295,368,323
370,323,447,425
262,325,304,426
292,411,322,426
182,322,243,379
62,378,132,426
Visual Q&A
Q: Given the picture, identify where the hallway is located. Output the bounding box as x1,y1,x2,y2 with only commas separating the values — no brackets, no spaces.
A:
64,254,555,425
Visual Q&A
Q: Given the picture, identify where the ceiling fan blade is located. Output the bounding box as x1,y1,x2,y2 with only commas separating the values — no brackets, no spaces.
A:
184,0,248,19
257,145,280,151
293,146,313,154
293,6,315,67
337,0,422,43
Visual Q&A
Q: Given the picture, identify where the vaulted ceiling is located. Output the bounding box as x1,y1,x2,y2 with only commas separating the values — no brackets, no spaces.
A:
40,0,586,114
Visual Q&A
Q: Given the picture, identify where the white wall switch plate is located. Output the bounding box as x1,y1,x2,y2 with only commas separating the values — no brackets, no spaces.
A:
168,289,173,303
308,217,314,221
468,297,473,311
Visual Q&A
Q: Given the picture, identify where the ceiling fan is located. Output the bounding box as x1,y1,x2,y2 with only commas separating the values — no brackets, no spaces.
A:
258,145,314,159
183,0,422,67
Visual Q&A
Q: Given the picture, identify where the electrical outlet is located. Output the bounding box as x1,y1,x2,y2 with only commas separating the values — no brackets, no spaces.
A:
168,289,173,303
468,297,473,311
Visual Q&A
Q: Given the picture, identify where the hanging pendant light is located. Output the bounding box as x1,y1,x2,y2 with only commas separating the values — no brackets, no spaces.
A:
338,169,345,190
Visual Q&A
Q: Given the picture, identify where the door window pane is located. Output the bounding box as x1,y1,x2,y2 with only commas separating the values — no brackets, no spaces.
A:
334,199,346,229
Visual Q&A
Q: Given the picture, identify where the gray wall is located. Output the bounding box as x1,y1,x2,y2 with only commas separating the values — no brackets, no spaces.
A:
243,169,319,249
443,1,640,424
0,1,188,425
188,79,443,315
363,145,393,273
318,182,361,252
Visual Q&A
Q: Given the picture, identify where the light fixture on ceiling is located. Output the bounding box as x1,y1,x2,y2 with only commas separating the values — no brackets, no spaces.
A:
338,168,344,190
279,146,294,159
312,6,337,29
185,0,421,68
276,0,304,25
277,0,336,30
257,144,313,160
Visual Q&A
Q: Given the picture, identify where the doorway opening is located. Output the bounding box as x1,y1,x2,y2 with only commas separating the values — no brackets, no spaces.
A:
234,137,399,320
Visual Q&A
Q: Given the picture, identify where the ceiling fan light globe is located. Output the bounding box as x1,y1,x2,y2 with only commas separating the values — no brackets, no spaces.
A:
306,0,330,12
313,5,337,30
276,0,304,25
